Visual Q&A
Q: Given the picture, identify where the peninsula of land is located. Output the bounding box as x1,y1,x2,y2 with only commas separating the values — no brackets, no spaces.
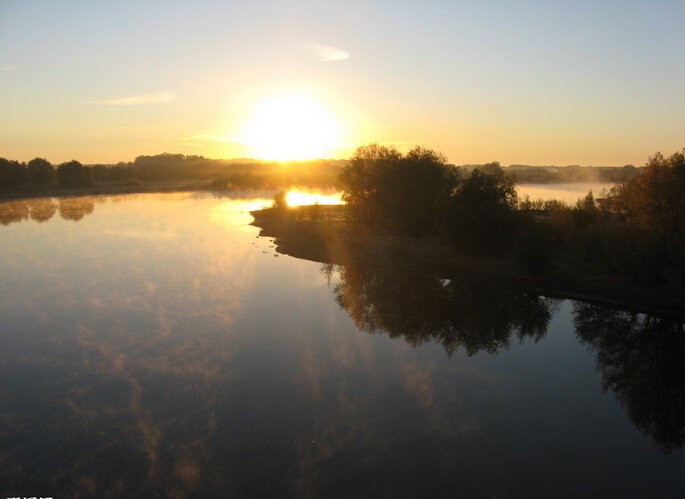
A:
250,205,682,316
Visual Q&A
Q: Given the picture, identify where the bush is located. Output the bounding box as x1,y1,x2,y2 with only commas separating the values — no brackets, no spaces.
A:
514,217,554,275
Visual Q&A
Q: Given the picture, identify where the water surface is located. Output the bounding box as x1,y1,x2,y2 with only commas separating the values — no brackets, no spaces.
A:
516,182,615,204
1,193,683,498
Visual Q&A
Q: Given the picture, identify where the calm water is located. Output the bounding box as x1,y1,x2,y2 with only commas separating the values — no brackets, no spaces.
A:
516,182,615,204
1,193,683,498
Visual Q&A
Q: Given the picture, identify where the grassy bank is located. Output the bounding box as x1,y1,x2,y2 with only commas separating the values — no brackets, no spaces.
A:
251,204,683,316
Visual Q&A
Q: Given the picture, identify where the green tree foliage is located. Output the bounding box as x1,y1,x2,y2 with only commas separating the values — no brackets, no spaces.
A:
57,160,93,188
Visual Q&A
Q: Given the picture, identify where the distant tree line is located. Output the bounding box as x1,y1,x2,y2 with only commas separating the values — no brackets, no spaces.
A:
503,163,641,184
2,151,643,196
0,153,346,193
339,144,685,304
0,157,93,190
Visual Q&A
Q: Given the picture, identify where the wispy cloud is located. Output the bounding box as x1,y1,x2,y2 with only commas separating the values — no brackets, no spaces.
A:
0,64,17,72
306,43,350,62
90,91,175,106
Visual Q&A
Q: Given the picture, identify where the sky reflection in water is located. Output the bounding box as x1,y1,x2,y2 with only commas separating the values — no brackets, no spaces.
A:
0,193,683,498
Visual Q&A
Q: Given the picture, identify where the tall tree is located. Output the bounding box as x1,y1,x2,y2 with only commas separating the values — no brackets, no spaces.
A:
339,144,402,225
339,144,456,235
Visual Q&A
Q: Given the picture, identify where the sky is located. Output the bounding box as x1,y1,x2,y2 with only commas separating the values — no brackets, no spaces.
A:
1,0,684,165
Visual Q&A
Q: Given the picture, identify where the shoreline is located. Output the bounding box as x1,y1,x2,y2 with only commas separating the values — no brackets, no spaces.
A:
251,205,684,317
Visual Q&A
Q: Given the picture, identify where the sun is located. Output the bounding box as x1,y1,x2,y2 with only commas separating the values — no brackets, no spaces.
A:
242,92,343,161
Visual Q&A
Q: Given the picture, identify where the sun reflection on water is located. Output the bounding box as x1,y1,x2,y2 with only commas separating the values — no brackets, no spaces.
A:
285,189,343,207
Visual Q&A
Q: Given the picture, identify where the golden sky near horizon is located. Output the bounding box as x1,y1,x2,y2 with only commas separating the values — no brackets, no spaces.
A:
1,1,684,166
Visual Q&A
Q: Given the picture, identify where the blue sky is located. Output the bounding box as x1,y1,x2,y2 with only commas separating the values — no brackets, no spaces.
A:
1,0,684,164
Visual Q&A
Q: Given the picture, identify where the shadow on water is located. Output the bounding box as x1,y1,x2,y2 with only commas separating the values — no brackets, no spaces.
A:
323,263,557,356
574,303,685,453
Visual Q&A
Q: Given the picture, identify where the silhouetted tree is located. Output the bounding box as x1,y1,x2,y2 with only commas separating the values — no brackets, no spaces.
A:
446,165,518,249
382,146,456,235
339,144,457,235
339,144,402,225
57,160,93,188
27,157,54,185
0,157,28,188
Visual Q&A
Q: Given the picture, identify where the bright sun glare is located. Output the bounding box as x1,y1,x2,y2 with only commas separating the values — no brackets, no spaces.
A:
285,189,344,207
242,93,343,161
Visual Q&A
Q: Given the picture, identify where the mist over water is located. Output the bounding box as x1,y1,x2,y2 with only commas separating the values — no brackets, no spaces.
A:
0,193,682,497
516,182,615,204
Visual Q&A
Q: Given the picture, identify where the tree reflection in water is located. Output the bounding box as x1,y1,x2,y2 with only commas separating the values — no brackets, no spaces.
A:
58,196,96,221
574,303,685,453
324,263,558,356
28,197,58,222
0,196,96,224
0,199,29,225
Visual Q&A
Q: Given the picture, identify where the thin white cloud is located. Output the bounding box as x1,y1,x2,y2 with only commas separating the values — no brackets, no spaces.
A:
90,91,175,106
0,64,17,72
306,43,350,62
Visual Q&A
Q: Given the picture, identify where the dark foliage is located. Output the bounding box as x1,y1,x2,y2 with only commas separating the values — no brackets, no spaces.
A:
339,145,517,245
27,157,54,185
0,157,28,188
57,160,93,188
446,164,518,249
615,150,685,292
